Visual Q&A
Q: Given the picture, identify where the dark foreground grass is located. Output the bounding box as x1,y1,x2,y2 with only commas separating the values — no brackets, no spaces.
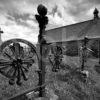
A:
0,56,100,100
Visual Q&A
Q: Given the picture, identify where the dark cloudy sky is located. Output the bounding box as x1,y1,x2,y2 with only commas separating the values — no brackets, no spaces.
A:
0,0,100,43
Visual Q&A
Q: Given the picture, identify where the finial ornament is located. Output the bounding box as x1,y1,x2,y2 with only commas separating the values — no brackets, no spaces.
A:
93,8,99,19
35,4,48,43
37,4,47,16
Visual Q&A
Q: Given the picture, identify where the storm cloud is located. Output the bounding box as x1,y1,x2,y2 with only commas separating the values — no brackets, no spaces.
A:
65,0,100,21
0,0,100,42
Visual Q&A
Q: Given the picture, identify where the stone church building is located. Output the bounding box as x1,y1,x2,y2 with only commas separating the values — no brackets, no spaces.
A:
46,8,100,43
45,8,100,58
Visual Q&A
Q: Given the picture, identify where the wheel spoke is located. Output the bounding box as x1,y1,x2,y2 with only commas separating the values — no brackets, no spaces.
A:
20,67,28,81
9,45,15,57
0,70,10,78
0,60,12,66
0,65,11,71
13,43,20,59
17,67,21,81
22,66,29,72
6,67,15,78
0,66,13,78
12,68,17,78
3,52,13,60
22,59,34,64
9,43,24,59
20,47,24,58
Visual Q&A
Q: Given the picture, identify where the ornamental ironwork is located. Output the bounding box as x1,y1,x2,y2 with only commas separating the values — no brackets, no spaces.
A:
49,45,63,72
0,39,39,86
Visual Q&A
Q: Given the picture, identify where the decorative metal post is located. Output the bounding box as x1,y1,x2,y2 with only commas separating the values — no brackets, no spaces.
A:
94,39,100,74
0,28,3,44
35,4,48,97
0,28,3,52
81,37,88,70
98,40,100,64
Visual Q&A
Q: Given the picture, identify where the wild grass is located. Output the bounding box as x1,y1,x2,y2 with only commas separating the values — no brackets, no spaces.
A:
0,55,100,100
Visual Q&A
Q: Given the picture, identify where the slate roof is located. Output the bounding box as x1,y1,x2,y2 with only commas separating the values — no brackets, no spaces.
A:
45,9,100,43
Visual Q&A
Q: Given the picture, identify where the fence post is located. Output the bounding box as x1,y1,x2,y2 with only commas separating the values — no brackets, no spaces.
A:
35,4,48,97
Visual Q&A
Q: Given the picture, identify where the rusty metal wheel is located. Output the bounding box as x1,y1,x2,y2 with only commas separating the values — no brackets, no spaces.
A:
48,45,63,72
0,39,39,86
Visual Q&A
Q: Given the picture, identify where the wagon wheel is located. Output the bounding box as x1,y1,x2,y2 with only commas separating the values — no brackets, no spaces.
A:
49,45,63,72
0,39,39,86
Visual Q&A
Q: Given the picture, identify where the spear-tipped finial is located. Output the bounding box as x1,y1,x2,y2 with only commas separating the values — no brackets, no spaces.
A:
93,8,99,19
